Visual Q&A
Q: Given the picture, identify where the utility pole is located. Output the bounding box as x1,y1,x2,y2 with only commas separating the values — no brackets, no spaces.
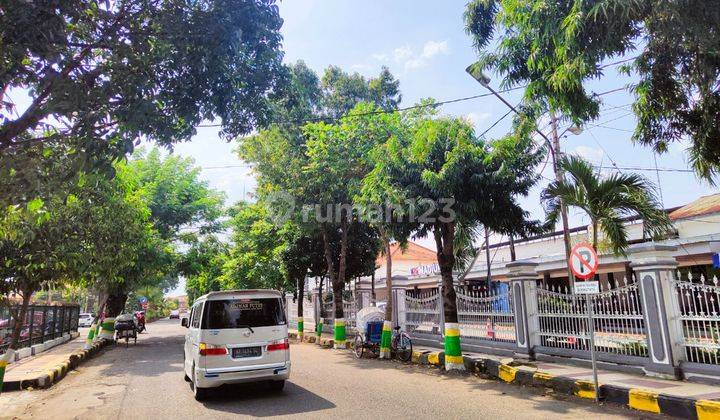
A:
549,112,575,288
465,65,580,291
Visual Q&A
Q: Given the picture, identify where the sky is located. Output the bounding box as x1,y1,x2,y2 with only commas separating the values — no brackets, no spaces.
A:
6,2,707,295
173,1,717,236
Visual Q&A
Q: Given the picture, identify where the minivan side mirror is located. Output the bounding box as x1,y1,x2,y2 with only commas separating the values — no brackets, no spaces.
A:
181,318,189,328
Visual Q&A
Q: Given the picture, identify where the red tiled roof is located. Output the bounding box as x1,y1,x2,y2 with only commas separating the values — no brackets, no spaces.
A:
376,241,437,264
669,193,720,220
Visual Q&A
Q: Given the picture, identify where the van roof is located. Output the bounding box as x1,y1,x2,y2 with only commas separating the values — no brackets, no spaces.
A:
196,289,283,301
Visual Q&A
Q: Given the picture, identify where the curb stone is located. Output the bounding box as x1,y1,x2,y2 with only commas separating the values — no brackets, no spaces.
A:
293,335,720,418
4,338,114,391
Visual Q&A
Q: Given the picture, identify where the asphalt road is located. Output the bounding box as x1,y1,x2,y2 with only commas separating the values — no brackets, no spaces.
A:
1,319,659,419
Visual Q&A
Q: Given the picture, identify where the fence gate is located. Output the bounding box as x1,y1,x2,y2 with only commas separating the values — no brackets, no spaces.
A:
536,278,648,360
456,288,516,343
673,273,720,365
302,294,315,333
405,290,442,339
343,300,357,332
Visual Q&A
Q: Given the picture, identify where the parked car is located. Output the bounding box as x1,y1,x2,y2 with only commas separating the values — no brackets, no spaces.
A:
78,313,94,328
182,289,289,401
169,310,180,319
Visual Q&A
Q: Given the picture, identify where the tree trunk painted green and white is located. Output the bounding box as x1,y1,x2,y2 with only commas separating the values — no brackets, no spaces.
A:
379,234,393,359
434,222,464,371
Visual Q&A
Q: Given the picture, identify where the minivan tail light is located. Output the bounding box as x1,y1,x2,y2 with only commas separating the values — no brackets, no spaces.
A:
267,338,289,351
199,343,227,356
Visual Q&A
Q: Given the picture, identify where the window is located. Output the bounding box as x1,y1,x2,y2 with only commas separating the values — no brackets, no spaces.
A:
201,298,286,329
191,303,203,328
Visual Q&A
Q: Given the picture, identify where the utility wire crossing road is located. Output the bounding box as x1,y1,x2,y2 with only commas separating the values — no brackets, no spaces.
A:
0,319,660,419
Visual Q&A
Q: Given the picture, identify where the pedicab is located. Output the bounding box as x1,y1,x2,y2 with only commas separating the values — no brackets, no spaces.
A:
114,313,138,347
353,306,413,361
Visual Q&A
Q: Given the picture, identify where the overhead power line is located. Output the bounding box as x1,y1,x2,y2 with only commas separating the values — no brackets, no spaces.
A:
197,84,633,130
197,86,528,128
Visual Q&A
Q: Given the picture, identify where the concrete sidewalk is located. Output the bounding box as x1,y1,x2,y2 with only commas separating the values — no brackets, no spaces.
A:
3,333,110,391
292,329,720,418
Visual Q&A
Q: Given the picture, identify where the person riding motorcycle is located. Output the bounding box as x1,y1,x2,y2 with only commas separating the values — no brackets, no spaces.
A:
134,311,146,333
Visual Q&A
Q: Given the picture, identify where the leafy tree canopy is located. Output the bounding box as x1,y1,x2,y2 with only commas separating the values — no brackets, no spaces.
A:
0,0,285,166
465,0,720,181
541,155,673,255
118,148,225,240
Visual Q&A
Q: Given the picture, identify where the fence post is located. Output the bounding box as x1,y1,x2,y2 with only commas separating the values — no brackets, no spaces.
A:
392,286,407,331
28,306,35,346
311,287,322,339
437,280,445,337
628,243,683,379
506,261,540,359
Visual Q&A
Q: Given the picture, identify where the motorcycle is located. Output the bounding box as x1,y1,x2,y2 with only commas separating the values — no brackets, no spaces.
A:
134,311,146,333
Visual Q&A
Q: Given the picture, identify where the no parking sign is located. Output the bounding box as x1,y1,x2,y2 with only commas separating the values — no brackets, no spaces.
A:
569,243,599,280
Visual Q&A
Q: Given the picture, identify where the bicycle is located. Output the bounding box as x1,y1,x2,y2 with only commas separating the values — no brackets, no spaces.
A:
353,322,412,362
391,326,413,362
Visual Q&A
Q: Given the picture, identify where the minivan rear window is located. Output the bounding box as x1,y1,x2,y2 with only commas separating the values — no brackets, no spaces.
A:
201,298,286,329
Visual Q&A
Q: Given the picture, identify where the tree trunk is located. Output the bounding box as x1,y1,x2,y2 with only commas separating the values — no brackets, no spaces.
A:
105,292,127,317
371,272,376,305
434,222,458,323
297,276,305,320
382,232,393,323
335,217,349,319
9,290,32,350
509,234,516,261
591,220,599,251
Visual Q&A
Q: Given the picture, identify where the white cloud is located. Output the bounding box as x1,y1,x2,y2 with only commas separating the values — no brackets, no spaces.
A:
372,53,389,62
421,40,449,59
404,58,425,70
393,45,413,62
402,40,450,71
573,145,604,163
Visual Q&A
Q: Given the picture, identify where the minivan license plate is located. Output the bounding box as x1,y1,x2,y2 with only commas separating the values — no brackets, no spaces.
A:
232,346,261,358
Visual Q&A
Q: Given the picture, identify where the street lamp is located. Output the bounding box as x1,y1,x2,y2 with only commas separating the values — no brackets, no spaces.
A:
465,63,577,285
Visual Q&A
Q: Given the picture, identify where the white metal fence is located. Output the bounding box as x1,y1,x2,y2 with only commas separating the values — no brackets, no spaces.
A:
343,300,357,331
456,288,516,343
536,279,647,358
405,290,442,337
673,273,720,365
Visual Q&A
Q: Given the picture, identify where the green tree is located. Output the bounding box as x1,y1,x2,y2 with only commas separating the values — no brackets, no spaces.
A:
541,155,673,255
220,202,286,291
0,0,285,164
119,148,225,240
464,0,720,181
181,235,228,303
0,196,72,350
239,64,403,345
373,114,542,369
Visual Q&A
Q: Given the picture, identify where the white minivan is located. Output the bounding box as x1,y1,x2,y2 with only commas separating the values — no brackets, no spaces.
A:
182,289,290,401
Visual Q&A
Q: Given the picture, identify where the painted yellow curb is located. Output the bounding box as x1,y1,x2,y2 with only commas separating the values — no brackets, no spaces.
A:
533,372,553,382
574,380,596,399
498,364,517,383
427,352,441,365
628,389,660,414
411,351,424,363
697,399,720,420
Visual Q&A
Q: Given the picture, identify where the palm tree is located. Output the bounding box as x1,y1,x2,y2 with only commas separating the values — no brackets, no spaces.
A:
541,156,673,255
